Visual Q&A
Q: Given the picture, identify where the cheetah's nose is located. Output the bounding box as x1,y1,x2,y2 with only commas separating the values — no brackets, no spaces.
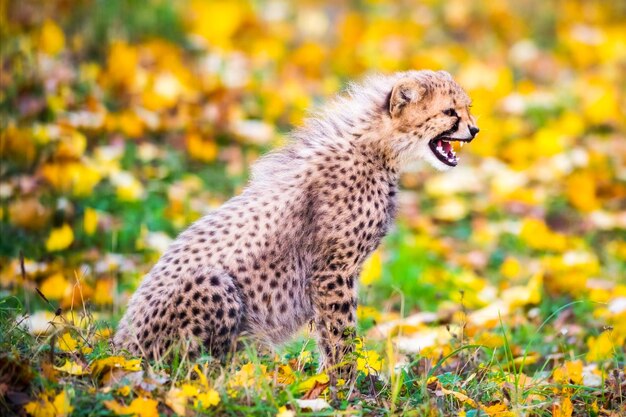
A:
469,126,479,139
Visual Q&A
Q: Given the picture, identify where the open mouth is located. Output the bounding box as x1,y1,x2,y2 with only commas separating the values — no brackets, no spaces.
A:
428,136,470,167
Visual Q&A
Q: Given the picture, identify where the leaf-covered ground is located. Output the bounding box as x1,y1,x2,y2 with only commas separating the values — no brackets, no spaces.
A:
1,0,625,416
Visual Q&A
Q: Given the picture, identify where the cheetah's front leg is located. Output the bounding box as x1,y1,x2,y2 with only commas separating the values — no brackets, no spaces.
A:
312,272,358,386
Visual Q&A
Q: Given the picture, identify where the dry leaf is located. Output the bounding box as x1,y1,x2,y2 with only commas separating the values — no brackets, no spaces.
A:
104,397,158,417
54,360,87,376
301,380,330,400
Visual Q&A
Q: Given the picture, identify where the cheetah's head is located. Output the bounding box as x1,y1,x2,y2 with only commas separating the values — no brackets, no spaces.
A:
388,70,479,171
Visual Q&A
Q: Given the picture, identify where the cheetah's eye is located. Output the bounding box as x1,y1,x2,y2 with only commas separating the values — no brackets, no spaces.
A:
443,108,457,117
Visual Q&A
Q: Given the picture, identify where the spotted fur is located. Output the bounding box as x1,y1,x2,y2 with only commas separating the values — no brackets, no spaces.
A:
114,70,478,380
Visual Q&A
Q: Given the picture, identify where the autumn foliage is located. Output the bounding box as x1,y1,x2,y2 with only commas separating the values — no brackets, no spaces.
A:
1,0,625,416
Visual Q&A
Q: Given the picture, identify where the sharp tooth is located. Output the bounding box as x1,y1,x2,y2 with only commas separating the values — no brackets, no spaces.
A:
460,142,464,147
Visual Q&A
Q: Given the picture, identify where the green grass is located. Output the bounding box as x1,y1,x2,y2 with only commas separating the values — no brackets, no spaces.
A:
2,0,625,415
2,282,623,416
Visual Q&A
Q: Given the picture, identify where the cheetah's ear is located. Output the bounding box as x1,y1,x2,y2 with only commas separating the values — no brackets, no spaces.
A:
389,78,429,118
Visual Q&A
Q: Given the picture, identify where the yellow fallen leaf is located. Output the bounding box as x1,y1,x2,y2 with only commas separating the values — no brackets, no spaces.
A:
586,331,617,362
277,364,296,385
561,397,574,417
95,327,113,340
357,305,382,322
56,130,87,158
118,110,144,138
356,349,383,376
41,162,102,197
57,332,78,352
499,257,521,279
91,356,142,377
194,389,220,409
552,397,573,417
361,250,382,286
580,77,620,125
25,390,73,417
482,402,515,416
53,390,73,417
54,359,87,376
474,332,505,348
104,397,158,417
106,41,138,86
510,353,540,368
441,387,477,407
297,373,329,392
39,19,65,55
566,172,599,212
45,224,74,252
553,360,583,385
501,272,543,308
83,208,98,235
166,377,220,414
188,0,246,48
24,394,55,417
144,72,187,110
519,218,567,252
532,125,568,157
228,363,267,389
186,132,218,162
165,388,188,416
39,273,69,300
181,383,199,396
93,278,114,305
193,364,209,390
3,125,37,165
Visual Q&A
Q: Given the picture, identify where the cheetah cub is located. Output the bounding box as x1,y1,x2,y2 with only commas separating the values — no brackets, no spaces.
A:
115,70,478,379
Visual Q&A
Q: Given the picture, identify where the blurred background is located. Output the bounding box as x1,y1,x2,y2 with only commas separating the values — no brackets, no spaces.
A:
1,0,625,357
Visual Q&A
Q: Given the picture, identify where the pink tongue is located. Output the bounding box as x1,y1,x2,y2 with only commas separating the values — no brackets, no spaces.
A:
443,141,451,153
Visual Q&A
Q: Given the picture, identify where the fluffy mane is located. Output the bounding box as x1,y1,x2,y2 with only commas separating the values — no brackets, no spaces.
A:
250,72,407,188
293,73,400,147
